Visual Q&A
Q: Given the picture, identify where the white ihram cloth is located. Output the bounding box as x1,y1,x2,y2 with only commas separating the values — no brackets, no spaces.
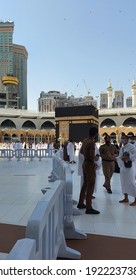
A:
78,144,102,193
133,142,136,179
94,145,102,193
117,143,136,197
14,142,23,149
67,142,75,162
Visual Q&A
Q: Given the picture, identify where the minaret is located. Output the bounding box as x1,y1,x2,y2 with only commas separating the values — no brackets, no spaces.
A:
107,81,113,109
132,80,136,107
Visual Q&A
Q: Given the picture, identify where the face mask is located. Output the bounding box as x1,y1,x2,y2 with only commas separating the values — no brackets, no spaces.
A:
94,135,99,142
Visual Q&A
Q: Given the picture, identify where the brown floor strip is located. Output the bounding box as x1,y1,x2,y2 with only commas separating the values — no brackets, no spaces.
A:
66,234,136,260
0,223,136,259
0,223,26,253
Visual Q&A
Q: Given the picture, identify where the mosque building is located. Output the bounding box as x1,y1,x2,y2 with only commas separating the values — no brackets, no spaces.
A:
0,21,136,145
99,81,136,142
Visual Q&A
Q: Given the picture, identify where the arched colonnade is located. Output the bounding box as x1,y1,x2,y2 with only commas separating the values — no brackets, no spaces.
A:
0,119,56,144
99,117,136,143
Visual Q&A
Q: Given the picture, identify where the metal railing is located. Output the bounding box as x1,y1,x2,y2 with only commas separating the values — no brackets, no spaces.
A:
0,148,58,161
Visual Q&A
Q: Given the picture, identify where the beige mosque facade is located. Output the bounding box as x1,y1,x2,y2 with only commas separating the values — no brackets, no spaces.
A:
99,107,136,143
0,109,55,144
99,80,136,143
0,81,136,145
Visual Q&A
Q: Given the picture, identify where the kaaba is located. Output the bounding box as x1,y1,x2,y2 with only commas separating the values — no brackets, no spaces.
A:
55,105,98,142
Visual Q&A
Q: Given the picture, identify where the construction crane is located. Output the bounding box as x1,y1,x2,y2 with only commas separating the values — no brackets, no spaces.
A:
83,79,91,96
74,83,79,94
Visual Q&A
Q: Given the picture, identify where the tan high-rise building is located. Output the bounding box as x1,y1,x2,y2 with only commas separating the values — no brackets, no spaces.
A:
0,21,28,109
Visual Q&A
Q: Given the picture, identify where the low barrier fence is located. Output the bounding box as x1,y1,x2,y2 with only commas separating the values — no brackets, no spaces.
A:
0,148,56,161
6,153,86,260
7,180,81,260
47,155,86,237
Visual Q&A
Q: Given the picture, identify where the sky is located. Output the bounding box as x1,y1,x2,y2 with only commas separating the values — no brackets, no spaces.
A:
1,0,136,110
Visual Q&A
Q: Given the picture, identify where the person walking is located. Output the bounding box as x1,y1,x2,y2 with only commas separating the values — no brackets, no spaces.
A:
99,135,117,193
77,126,100,214
63,141,70,161
117,134,136,206
67,140,76,163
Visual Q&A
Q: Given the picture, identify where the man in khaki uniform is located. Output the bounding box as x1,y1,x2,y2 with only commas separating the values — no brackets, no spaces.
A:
77,127,100,214
99,135,118,193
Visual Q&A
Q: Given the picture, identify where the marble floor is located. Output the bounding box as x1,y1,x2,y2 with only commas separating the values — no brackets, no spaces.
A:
0,154,136,252
72,159,136,240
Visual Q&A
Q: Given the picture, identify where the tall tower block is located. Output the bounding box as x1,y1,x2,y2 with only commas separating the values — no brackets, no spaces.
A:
132,80,136,107
0,21,28,109
107,82,113,109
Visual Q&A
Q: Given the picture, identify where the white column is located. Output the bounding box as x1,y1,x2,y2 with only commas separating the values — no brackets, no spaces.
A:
107,82,113,109
132,80,136,107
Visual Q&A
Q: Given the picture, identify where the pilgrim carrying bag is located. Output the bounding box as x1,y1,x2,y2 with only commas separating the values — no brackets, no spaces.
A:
123,151,132,168
124,160,132,168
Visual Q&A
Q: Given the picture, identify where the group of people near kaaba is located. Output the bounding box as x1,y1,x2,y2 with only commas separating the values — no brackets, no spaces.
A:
76,127,136,214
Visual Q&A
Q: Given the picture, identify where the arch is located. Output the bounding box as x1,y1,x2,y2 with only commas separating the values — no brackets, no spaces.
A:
11,133,18,142
35,134,41,144
127,131,134,137
22,120,36,129
41,121,55,130
123,117,136,127
4,133,11,142
41,134,46,143
20,133,25,143
1,119,16,129
28,134,35,144
12,133,18,138
100,118,116,128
